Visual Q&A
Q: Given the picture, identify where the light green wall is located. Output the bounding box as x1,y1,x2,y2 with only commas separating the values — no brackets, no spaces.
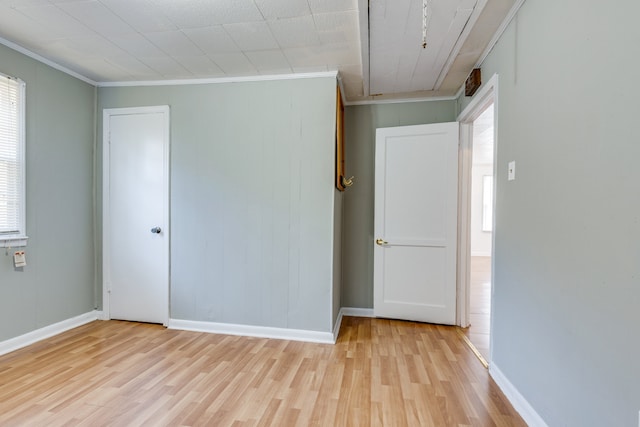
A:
98,78,338,332
458,1,640,425
341,101,456,308
0,45,96,341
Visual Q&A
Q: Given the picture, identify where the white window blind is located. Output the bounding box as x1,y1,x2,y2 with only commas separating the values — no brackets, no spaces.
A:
0,73,25,241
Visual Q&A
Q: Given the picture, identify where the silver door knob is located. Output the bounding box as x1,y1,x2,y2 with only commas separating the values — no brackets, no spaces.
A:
151,227,162,234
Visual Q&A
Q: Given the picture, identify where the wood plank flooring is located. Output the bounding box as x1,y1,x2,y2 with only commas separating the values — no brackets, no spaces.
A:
0,317,525,426
461,256,492,361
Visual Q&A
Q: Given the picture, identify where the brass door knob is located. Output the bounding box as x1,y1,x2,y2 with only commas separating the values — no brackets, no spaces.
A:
376,238,388,246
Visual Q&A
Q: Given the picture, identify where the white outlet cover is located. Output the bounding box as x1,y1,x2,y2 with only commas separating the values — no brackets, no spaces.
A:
508,161,516,181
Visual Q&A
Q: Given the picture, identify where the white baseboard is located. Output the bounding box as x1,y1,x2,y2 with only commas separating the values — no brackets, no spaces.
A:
341,307,375,317
169,319,335,344
490,363,549,427
333,310,344,342
0,307,376,356
0,310,100,357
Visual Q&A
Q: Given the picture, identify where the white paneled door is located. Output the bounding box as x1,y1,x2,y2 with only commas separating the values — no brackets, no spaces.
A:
374,123,459,325
103,106,170,325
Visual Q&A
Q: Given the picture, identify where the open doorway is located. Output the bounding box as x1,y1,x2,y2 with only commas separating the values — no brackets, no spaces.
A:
464,104,494,362
456,74,498,367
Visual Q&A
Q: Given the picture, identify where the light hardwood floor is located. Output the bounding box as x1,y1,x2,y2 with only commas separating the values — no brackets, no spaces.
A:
0,317,524,426
461,256,492,362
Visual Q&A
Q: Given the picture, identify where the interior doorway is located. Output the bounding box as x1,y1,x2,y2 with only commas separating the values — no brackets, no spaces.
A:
102,106,170,326
464,104,494,362
456,74,498,367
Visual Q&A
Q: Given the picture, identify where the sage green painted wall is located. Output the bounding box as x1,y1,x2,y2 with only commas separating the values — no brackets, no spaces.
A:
457,1,640,425
341,101,456,308
0,44,96,341
98,78,338,333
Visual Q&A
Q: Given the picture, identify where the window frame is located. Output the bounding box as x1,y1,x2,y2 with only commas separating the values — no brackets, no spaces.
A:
0,73,27,248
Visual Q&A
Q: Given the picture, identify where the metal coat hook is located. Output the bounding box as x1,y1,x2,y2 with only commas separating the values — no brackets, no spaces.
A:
341,176,355,188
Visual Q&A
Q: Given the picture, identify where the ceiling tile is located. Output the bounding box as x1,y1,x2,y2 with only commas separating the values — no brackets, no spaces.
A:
172,55,225,77
208,52,257,75
0,0,48,6
282,46,328,68
0,5,59,48
207,0,264,24
254,0,310,20
14,4,93,38
149,0,214,29
150,0,263,28
139,56,191,77
323,42,361,66
109,32,167,58
49,36,127,59
55,0,134,37
244,50,292,73
291,65,328,73
307,0,358,14
100,0,177,33
223,22,278,51
336,63,362,80
182,26,240,54
104,55,160,77
268,16,320,49
314,10,360,44
144,30,203,57
71,58,132,81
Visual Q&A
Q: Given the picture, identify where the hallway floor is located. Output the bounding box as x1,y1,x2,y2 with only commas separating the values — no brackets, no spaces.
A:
462,256,491,362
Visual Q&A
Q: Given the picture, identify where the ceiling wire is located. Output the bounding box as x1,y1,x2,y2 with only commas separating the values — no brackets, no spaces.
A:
422,0,429,48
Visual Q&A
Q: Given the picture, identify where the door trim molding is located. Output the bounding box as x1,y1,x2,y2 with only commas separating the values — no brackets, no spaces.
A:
456,74,498,354
102,105,171,325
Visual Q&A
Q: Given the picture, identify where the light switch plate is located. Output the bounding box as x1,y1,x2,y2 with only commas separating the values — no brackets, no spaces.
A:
508,161,516,181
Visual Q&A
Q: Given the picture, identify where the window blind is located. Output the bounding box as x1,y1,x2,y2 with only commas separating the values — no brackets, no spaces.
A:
0,74,23,236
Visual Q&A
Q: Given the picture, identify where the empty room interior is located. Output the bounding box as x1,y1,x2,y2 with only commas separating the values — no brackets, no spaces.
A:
0,0,638,425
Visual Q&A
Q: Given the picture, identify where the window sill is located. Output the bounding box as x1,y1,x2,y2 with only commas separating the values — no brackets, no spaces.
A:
0,236,28,248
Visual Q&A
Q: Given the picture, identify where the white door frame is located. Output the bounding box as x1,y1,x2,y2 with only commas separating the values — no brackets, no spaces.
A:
102,105,171,325
456,74,498,332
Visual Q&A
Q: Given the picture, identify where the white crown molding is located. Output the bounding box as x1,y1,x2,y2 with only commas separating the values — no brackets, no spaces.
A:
98,71,339,88
169,319,335,344
0,310,100,357
0,36,97,86
490,363,549,427
346,95,457,107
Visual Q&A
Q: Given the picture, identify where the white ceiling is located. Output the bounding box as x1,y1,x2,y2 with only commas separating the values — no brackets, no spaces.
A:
0,0,516,102
369,0,479,95
472,102,494,165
